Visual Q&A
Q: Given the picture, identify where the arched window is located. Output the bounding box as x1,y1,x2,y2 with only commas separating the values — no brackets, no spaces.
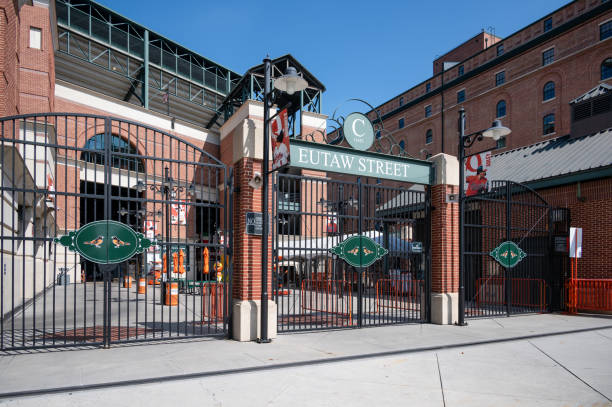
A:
496,100,506,118
543,81,555,101
602,58,612,80
543,114,555,135
81,134,144,172
425,129,433,144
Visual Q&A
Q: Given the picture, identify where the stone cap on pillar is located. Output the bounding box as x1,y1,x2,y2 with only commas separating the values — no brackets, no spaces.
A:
429,153,459,186
220,100,272,165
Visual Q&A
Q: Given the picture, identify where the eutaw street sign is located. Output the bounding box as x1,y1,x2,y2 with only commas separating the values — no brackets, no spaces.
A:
330,235,388,268
54,220,155,264
290,139,431,184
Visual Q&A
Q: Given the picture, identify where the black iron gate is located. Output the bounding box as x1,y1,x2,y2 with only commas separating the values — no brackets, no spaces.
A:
273,173,430,332
0,113,231,350
463,180,561,318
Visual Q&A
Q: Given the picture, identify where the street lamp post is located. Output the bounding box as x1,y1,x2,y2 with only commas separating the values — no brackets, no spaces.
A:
457,107,511,326
259,57,308,343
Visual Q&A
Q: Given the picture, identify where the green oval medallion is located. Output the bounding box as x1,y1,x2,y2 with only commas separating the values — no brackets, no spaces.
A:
55,220,154,264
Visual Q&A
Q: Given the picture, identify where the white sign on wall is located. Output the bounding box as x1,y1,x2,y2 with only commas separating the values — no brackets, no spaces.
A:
569,227,582,258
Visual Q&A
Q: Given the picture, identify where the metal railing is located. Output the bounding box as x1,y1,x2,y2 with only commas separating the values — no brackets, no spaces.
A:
565,279,612,314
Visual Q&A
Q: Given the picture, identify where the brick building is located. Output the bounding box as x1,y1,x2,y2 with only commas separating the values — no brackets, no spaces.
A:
367,0,611,159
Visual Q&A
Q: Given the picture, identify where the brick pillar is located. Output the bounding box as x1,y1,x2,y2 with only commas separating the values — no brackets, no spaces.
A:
220,100,276,341
430,153,460,324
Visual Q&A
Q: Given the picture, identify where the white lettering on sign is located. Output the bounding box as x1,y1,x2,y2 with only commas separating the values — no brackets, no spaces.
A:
290,142,430,184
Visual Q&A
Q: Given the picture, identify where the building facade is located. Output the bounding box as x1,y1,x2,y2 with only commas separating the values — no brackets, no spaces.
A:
368,0,611,159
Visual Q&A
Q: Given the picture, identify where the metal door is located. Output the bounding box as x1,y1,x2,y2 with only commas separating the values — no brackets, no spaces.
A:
463,180,555,318
273,173,430,332
0,114,231,350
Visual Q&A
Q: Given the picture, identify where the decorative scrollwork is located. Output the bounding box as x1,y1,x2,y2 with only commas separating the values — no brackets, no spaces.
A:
297,98,416,158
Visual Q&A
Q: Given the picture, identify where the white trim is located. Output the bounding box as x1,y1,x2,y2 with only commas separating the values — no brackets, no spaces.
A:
598,18,612,28
301,111,327,130
54,82,219,145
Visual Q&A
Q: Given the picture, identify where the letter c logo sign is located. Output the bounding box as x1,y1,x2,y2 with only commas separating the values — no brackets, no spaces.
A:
352,118,365,138
343,113,374,151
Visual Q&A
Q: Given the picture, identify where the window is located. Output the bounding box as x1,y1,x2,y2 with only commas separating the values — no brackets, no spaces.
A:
426,82,431,92
458,65,464,76
600,20,612,41
398,118,405,129
457,89,465,103
425,129,433,144
496,44,504,56
375,130,381,139
602,58,612,80
81,134,145,172
29,27,41,49
542,48,554,66
399,97,404,107
543,114,555,135
496,100,506,118
543,81,555,101
496,137,506,149
425,105,432,117
399,140,405,151
495,71,505,86
544,17,553,32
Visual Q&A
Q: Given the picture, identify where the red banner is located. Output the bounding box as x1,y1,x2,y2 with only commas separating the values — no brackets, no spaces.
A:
271,109,290,171
464,151,491,197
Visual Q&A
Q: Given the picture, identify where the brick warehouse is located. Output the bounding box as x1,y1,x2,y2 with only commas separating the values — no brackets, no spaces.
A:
361,0,611,282
0,0,611,350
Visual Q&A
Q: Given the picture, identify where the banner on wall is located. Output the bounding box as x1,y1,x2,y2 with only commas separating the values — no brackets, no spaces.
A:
170,201,187,225
144,220,158,239
464,151,491,197
270,108,290,171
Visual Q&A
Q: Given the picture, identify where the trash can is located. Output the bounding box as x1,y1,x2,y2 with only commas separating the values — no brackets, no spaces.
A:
57,269,70,285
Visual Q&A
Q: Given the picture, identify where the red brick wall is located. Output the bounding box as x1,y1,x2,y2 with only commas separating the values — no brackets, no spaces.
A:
227,158,273,301
0,0,19,117
433,32,500,75
18,3,55,114
538,177,612,279
431,183,459,293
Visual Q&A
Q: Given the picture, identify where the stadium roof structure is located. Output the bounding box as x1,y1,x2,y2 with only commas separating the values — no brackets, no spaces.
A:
207,54,326,131
54,0,241,129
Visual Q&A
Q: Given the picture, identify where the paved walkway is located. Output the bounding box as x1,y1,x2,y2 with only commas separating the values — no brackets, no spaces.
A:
0,313,611,406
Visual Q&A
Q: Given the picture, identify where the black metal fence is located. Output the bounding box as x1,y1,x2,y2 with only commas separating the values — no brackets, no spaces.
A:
463,180,564,318
273,173,430,332
0,113,231,350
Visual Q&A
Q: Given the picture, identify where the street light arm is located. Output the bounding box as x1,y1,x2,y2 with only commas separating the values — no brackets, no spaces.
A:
461,133,484,149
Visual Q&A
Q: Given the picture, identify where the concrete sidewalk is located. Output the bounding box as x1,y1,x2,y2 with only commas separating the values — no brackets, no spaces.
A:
1,313,611,406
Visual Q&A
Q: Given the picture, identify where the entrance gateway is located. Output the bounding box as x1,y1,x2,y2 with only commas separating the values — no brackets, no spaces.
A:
272,113,434,332
0,114,231,350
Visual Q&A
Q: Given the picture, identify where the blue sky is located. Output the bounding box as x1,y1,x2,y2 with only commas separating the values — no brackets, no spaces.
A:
97,0,567,116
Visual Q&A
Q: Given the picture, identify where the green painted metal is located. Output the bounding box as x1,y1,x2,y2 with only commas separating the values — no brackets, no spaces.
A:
54,220,154,264
489,241,527,268
330,235,388,268
290,139,432,184
343,112,375,151
143,29,149,109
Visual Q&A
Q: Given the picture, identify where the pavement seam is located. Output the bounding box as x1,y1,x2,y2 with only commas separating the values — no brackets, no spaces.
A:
1,323,612,400
595,331,612,341
527,340,612,402
435,353,446,407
